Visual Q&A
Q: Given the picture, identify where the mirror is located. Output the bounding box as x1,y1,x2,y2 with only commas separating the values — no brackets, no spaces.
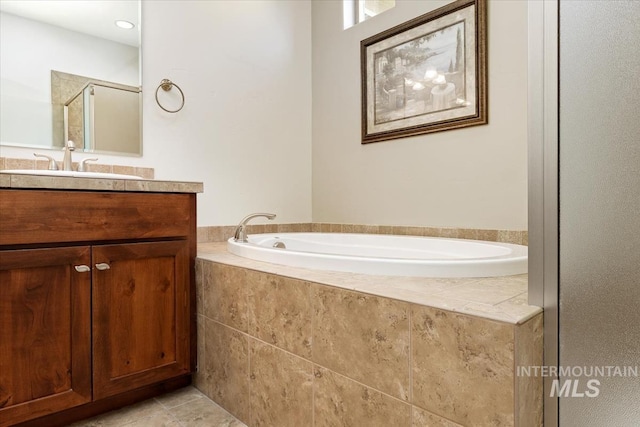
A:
0,0,141,156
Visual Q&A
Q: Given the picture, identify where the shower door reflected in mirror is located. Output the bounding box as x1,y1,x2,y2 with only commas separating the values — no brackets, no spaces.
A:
0,1,141,155
63,76,141,155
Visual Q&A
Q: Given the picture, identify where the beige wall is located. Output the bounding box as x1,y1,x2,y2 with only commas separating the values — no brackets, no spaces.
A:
142,1,313,226
312,0,528,230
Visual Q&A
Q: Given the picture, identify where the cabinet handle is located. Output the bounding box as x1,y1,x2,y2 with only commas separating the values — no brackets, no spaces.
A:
95,263,111,271
74,265,91,273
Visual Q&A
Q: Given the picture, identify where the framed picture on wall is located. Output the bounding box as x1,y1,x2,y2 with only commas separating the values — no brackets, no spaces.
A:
361,0,487,144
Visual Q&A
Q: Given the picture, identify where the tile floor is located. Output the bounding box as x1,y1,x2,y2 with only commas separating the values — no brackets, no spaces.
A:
68,386,246,427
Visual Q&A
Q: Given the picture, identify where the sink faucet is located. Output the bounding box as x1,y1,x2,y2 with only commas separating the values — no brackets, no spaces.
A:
233,213,276,242
62,140,75,171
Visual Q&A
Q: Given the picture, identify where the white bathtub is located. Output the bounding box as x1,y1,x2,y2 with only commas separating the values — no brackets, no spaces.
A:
227,232,527,278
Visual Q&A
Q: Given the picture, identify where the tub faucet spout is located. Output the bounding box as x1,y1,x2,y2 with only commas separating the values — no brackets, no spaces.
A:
233,213,276,242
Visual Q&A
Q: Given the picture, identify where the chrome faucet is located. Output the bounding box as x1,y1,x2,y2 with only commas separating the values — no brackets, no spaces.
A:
233,213,276,242
62,140,76,171
33,153,59,170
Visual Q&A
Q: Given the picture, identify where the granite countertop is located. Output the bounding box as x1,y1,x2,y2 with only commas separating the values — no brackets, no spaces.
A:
197,242,543,325
0,172,203,193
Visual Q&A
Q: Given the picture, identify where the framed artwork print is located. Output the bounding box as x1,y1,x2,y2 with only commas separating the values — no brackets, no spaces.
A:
361,0,487,144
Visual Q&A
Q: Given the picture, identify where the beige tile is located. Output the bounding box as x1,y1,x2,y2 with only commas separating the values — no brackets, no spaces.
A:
329,223,343,233
155,386,204,409
245,224,263,234
360,224,379,234
275,223,293,232
392,225,408,235
169,395,247,427
295,222,312,232
313,366,411,427
406,226,425,237
35,159,53,170
203,318,250,422
378,225,395,235
434,277,526,305
221,225,237,240
476,229,500,242
68,399,166,426
457,228,478,240
112,165,136,176
193,315,207,392
339,223,355,233
412,306,514,426
497,230,522,244
124,412,181,427
247,271,312,358
357,275,464,296
494,293,543,324
197,227,209,243
86,163,112,173
203,263,248,332
515,313,543,427
311,223,322,232
422,227,441,237
312,284,410,400
0,174,10,187
263,223,278,233
5,158,35,170
195,260,204,315
10,175,126,191
249,340,313,427
319,223,331,232
439,227,460,238
412,405,464,426
124,180,203,193
460,302,524,324
207,226,224,242
135,166,155,179
0,157,5,170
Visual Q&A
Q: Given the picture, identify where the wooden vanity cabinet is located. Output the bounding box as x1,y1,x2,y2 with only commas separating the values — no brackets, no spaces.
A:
92,240,190,400
0,247,92,426
0,189,197,427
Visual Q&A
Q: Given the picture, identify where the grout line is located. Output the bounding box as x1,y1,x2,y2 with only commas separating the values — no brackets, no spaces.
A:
163,407,185,427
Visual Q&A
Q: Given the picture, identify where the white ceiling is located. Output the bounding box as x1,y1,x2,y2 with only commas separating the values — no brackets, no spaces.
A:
0,0,139,47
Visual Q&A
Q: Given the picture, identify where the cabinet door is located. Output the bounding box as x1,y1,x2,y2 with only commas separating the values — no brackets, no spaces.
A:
0,247,92,427
92,240,190,399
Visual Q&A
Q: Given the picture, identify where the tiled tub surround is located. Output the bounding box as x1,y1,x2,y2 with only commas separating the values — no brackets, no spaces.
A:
197,223,528,246
195,243,543,426
0,156,155,179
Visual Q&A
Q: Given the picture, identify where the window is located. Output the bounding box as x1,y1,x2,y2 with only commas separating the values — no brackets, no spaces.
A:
344,0,395,29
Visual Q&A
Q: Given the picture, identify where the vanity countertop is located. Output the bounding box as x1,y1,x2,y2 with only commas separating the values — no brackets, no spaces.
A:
0,172,203,193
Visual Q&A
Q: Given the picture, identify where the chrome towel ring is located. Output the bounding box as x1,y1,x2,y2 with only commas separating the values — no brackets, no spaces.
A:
155,79,185,113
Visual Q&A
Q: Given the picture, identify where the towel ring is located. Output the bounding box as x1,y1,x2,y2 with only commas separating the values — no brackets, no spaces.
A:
155,79,185,113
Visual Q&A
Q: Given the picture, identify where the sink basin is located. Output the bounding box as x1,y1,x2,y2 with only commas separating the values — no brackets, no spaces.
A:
0,169,143,180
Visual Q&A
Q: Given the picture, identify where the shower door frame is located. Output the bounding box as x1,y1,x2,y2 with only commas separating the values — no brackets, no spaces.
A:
527,1,559,426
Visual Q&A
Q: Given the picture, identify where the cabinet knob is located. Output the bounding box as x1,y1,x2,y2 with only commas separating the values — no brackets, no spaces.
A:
74,265,91,273
95,263,111,271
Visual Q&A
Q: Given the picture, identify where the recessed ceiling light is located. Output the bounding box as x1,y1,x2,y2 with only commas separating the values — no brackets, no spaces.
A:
115,20,135,30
